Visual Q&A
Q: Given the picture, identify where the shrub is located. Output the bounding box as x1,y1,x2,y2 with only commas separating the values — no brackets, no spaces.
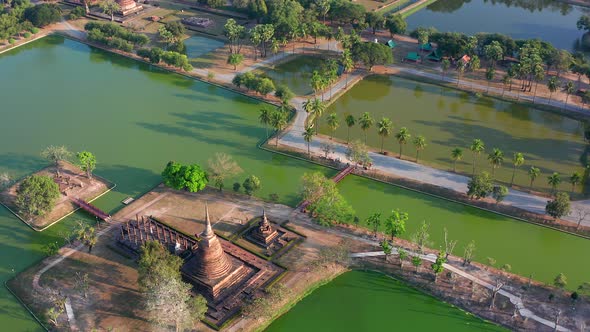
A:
31,27,40,34
69,6,86,20
24,32,31,38
9,38,15,44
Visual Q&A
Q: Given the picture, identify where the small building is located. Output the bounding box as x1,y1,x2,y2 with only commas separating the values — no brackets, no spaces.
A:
404,52,421,62
427,49,442,62
387,40,397,49
420,42,433,52
458,54,471,66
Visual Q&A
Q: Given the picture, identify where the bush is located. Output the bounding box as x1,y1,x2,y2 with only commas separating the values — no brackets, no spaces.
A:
161,161,208,192
9,38,15,44
69,6,86,20
467,171,493,199
233,182,241,192
274,84,294,103
31,27,40,34
546,192,571,219
161,50,193,71
24,32,31,38
25,4,62,27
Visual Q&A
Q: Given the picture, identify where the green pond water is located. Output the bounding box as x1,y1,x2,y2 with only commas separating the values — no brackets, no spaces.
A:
260,55,325,96
406,0,588,52
265,270,505,332
1,36,590,330
321,75,587,193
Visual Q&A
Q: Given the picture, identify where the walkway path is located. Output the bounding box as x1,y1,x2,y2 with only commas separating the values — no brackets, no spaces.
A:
350,249,569,331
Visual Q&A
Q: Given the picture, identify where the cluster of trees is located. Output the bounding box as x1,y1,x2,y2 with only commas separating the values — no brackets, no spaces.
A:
161,161,208,193
68,6,86,20
309,58,339,100
232,174,261,196
157,21,186,54
300,171,354,226
232,71,276,95
138,241,207,331
0,0,44,44
40,145,97,178
85,22,149,52
137,47,193,71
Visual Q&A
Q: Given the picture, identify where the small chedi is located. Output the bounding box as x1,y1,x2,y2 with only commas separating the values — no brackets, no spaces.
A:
249,209,279,247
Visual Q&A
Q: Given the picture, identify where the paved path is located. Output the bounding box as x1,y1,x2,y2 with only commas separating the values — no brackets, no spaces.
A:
351,249,569,331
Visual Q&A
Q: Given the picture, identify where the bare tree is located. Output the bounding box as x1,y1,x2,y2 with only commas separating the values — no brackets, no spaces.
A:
443,227,458,259
41,145,72,176
74,272,90,298
207,153,243,191
462,240,476,266
553,309,561,332
321,142,334,159
489,279,505,309
411,221,431,254
571,207,590,230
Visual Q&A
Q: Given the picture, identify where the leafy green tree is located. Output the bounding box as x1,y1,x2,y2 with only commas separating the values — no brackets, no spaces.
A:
487,148,504,178
326,113,339,140
380,239,392,261
577,15,590,32
451,148,463,172
441,58,450,80
243,175,261,196
563,80,575,107
384,209,407,241
413,135,426,163
376,117,393,153
247,0,267,23
431,251,446,283
485,67,495,93
492,185,509,204
24,4,61,27
358,112,374,144
42,145,72,176
366,212,382,237
346,139,371,167
483,40,503,68
207,153,242,191
528,166,540,189
470,139,485,175
398,248,408,269
385,14,406,37
300,172,354,226
456,60,466,86
233,182,241,192
468,55,480,73
554,273,568,289
76,151,96,179
345,114,355,144
365,11,384,35
395,127,411,159
509,152,524,187
411,255,422,272
274,84,294,103
501,75,512,97
569,171,582,192
546,192,570,219
227,53,244,70
158,25,176,46
548,172,562,193
351,42,393,71
15,175,60,219
224,18,246,54
99,0,120,21
467,171,493,199
161,161,208,192
302,126,314,157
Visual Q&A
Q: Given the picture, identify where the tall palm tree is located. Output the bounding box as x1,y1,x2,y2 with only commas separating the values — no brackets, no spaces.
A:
377,117,393,153
326,113,339,140
451,148,463,172
547,77,560,104
487,148,504,178
510,152,525,187
501,75,511,97
547,172,561,194
395,127,411,159
570,171,582,192
528,166,540,189
303,98,325,133
470,139,485,175
358,112,374,144
302,126,314,157
345,115,355,144
270,110,287,146
564,81,575,108
413,135,426,163
259,108,271,139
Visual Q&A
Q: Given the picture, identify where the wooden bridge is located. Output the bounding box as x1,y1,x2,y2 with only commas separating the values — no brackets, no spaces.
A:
298,165,355,211
71,197,111,222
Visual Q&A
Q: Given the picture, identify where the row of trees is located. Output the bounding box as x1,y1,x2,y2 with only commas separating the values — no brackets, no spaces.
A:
232,72,276,95
85,22,149,52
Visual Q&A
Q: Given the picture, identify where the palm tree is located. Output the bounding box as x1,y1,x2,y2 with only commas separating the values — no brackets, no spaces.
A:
485,67,495,93
451,148,463,172
456,60,466,87
341,49,354,88
358,112,374,144
547,76,560,104
326,113,339,140
259,108,271,139
564,81,575,108
528,166,540,189
303,98,325,133
487,148,504,178
270,110,287,146
413,135,426,163
99,0,120,21
501,75,511,97
510,152,525,187
395,127,411,159
470,139,485,175
547,172,561,194
302,126,314,157
441,58,450,80
570,171,582,192
345,115,355,144
377,117,393,153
